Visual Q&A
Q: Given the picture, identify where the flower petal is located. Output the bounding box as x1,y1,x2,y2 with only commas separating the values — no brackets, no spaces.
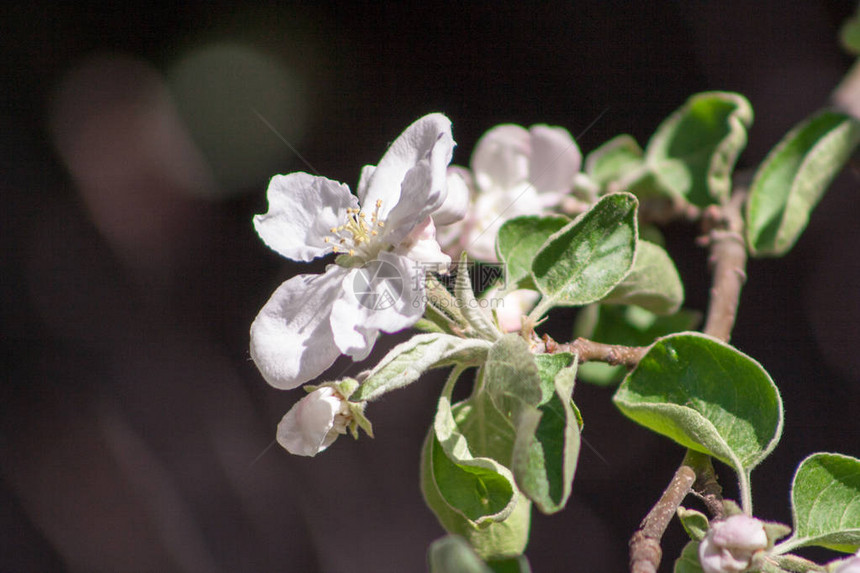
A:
356,164,376,203
330,252,424,357
528,124,581,195
472,124,530,192
432,167,471,226
276,387,342,456
463,184,541,261
396,216,451,268
249,268,345,389
361,113,454,222
383,129,454,245
254,173,358,262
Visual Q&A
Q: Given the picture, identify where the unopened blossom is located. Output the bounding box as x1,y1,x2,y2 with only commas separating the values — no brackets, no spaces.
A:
438,124,582,261
833,552,860,573
277,387,351,456
698,515,768,573
484,288,540,333
251,114,457,389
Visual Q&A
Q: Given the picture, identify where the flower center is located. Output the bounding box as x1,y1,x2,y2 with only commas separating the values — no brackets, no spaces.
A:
325,199,386,257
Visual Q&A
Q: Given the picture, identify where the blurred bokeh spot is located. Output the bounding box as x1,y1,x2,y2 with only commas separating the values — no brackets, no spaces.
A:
167,43,308,196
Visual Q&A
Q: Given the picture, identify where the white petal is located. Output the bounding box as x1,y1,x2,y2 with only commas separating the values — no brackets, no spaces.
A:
249,268,345,389
276,387,342,456
383,127,455,245
254,173,358,262
330,252,424,357
433,167,471,226
528,125,581,194
396,216,451,268
462,184,541,262
471,124,530,192
356,164,376,203
362,114,454,222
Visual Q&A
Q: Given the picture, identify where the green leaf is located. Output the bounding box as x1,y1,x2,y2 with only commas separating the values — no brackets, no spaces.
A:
487,555,532,573
613,332,783,481
455,377,518,467
483,335,544,415
573,305,701,386
776,453,860,554
421,426,533,560
584,134,644,188
497,215,570,289
642,91,753,207
352,333,492,402
532,193,638,308
746,109,860,257
428,535,494,573
511,353,581,514
432,368,518,526
677,507,710,542
600,240,684,315
674,541,705,573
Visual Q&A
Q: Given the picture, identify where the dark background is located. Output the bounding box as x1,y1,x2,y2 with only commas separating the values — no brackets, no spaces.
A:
2,2,860,571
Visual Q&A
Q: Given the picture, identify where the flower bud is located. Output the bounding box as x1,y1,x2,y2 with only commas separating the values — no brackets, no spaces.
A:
276,387,351,456
488,288,540,333
698,515,768,573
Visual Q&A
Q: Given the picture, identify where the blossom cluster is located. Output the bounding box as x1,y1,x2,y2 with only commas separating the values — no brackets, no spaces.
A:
249,113,585,456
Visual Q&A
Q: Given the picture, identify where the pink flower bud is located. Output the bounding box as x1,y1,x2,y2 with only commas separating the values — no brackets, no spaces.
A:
698,515,768,573
276,387,350,456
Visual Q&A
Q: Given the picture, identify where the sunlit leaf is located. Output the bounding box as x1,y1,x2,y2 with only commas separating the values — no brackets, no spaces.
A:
643,91,753,207
613,332,783,477
532,193,638,307
746,109,860,257
510,353,581,514
777,453,860,554
600,240,684,315
352,333,491,401
497,216,569,289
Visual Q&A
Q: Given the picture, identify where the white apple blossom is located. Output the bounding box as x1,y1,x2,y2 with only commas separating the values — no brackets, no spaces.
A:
250,114,457,390
698,514,769,573
277,386,351,456
438,124,582,261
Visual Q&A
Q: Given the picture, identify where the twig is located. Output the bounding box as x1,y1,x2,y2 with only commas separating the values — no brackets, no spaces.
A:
637,196,702,225
701,188,748,342
629,456,697,573
628,450,729,573
686,451,724,519
542,335,648,367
